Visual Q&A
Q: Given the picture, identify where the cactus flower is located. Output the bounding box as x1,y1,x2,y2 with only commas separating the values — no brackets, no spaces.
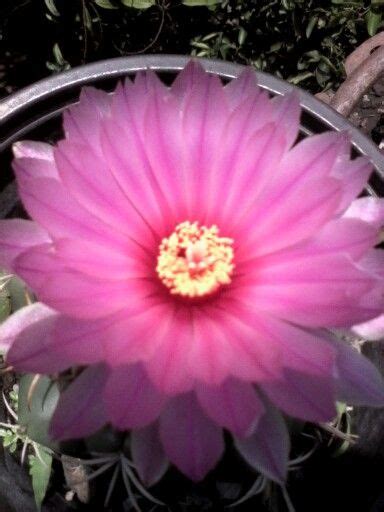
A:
1,61,384,484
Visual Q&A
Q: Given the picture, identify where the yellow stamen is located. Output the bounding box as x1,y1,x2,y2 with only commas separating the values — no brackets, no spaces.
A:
156,221,234,298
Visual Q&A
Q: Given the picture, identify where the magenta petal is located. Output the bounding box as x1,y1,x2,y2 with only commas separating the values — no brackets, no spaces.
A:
353,314,384,341
196,378,264,437
159,392,224,481
131,422,169,486
344,197,384,229
50,364,109,440
330,335,384,406
234,399,290,484
103,364,166,430
0,219,50,271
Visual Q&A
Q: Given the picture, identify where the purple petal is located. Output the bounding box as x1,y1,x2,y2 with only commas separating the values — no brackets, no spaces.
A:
5,305,73,373
330,335,384,406
50,364,109,440
234,399,290,484
196,378,264,438
0,219,50,271
103,364,166,430
131,422,169,486
261,368,336,423
159,392,224,481
6,306,107,372
0,302,53,353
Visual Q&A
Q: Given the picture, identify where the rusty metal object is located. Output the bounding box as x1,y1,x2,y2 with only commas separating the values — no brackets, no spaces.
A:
330,42,384,117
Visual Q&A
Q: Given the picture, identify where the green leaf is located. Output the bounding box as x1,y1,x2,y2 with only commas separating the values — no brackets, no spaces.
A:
18,375,60,451
306,16,317,38
182,0,221,6
366,9,382,36
288,71,314,84
120,0,155,8
94,0,118,8
7,276,32,313
29,449,53,511
238,27,247,46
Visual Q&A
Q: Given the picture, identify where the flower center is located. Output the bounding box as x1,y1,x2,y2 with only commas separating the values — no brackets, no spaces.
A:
156,221,234,299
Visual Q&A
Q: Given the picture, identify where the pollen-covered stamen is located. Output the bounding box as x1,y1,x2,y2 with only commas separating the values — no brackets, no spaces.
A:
156,221,234,298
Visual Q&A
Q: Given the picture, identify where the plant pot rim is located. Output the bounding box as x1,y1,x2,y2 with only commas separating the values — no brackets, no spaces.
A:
0,54,383,178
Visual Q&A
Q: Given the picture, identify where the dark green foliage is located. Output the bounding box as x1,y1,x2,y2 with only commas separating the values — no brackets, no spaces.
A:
0,0,382,97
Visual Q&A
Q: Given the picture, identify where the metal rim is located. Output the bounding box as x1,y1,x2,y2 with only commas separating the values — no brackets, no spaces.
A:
0,54,383,175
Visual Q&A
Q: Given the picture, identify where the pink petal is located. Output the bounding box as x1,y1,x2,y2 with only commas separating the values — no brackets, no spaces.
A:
16,176,130,249
55,140,155,244
0,219,50,271
237,252,381,327
333,156,373,213
202,303,283,383
101,85,174,238
210,121,286,227
159,392,224,481
179,72,230,219
102,303,176,366
171,60,209,99
234,399,289,484
14,243,152,319
103,364,166,430
344,197,384,229
235,176,341,259
288,218,378,260
63,87,111,152
245,317,337,421
52,238,150,279
50,364,109,440
131,422,169,486
352,314,384,341
270,92,301,149
196,378,264,437
224,67,260,109
144,308,196,395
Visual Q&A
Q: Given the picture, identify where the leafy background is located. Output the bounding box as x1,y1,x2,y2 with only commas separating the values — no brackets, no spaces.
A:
0,0,383,100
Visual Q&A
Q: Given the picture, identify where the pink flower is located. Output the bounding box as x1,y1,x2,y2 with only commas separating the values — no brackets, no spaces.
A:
1,61,384,484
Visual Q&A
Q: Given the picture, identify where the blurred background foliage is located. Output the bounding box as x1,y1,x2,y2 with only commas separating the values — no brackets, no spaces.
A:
0,0,383,98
